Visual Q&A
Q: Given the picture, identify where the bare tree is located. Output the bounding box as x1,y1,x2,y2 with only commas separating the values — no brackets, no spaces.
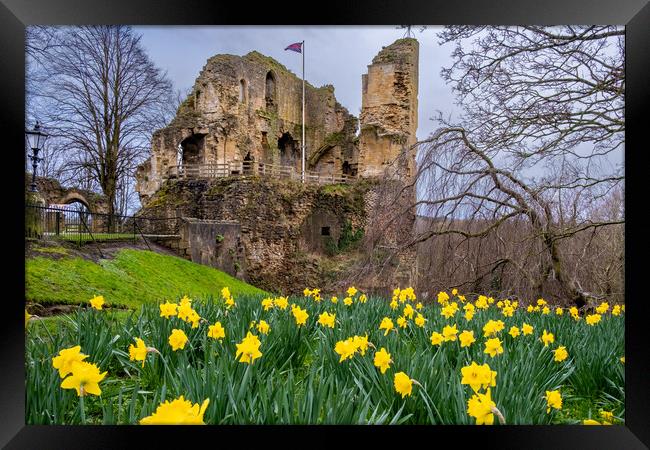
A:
29,26,174,217
375,26,624,307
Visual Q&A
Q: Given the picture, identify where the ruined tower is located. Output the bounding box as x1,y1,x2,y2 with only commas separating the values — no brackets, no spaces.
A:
358,38,419,180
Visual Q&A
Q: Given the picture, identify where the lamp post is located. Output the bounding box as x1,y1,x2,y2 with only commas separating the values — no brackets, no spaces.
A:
25,121,48,192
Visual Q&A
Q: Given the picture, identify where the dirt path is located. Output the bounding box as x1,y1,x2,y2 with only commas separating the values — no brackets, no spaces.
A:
26,237,179,263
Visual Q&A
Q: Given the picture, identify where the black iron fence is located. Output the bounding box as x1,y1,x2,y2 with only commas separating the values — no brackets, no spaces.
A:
25,204,180,246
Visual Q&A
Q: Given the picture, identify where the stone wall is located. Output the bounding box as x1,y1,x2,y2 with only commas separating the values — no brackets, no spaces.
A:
176,218,245,278
136,176,374,294
135,52,359,205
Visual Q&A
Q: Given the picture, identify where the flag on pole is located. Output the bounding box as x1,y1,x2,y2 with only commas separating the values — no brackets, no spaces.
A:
284,40,306,183
284,42,302,53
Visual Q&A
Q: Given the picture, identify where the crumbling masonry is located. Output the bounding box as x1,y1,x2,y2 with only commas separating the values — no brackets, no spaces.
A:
135,38,420,295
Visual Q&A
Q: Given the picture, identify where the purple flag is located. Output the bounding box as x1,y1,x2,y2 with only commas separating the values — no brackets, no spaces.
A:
284,42,302,53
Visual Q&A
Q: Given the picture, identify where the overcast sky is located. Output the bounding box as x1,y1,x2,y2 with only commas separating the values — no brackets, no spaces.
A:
133,26,456,141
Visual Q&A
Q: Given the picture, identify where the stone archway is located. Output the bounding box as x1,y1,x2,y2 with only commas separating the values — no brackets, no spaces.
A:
59,192,92,211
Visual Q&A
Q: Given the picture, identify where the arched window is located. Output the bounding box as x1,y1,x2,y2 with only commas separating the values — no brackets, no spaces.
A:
265,71,276,110
195,90,201,109
239,79,247,103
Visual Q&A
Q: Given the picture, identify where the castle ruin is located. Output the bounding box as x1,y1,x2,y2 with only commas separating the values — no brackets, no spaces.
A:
134,38,420,294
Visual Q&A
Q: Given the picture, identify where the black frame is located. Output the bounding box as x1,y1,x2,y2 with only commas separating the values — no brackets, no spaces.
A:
4,0,649,447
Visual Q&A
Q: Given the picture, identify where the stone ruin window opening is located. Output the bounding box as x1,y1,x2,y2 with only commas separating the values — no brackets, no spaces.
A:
277,132,300,170
321,226,331,236
180,134,207,168
239,79,247,103
342,161,357,177
265,71,277,111
195,90,201,109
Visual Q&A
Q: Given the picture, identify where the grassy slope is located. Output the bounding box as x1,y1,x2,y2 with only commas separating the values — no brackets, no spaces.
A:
26,248,268,308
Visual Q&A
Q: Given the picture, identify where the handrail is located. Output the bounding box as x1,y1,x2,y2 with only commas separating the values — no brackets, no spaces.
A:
164,161,356,185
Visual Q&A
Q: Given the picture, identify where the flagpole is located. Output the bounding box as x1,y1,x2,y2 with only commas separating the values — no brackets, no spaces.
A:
301,40,305,184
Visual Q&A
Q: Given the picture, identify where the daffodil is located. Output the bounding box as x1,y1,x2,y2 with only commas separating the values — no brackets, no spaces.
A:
442,324,458,341
187,310,201,329
169,329,189,351
553,346,568,362
501,305,514,317
352,334,369,356
291,305,309,327
461,362,496,393
545,390,562,413
140,396,209,425
159,301,178,318
394,372,413,398
459,330,475,347
373,347,392,374
235,332,262,364
274,296,288,310
583,419,604,425
256,320,270,335
60,361,107,397
128,338,154,367
207,322,225,340
484,338,503,358
221,287,231,300
508,326,520,338
522,323,534,336
347,286,358,297
467,388,496,425
52,345,89,379
379,317,394,336
414,314,426,327
317,311,336,328
397,316,407,328
343,297,353,306
261,298,274,311
177,301,193,322
430,331,444,346
596,302,609,314
334,338,357,362
89,295,105,310
541,330,555,347
482,320,505,337
475,295,489,309
586,313,602,326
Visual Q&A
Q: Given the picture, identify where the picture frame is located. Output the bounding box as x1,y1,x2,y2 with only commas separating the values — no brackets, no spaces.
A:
4,0,649,447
